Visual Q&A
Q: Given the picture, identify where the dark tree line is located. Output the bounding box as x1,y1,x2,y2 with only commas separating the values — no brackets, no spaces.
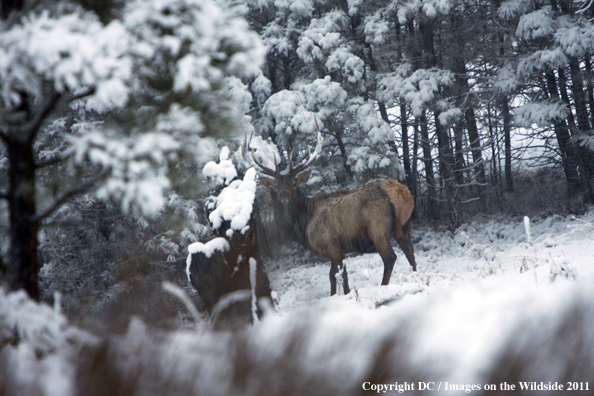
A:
244,0,594,229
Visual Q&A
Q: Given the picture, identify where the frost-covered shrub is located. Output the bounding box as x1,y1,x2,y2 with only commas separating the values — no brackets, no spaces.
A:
37,194,202,327
5,269,594,396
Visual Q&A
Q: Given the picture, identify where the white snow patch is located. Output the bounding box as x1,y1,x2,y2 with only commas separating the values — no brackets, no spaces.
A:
186,237,230,281
208,168,257,231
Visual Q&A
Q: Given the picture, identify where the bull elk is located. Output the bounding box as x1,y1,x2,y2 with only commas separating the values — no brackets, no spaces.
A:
246,121,417,296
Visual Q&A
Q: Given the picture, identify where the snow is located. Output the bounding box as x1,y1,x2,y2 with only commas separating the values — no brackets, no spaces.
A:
251,72,272,106
513,101,569,128
364,13,389,45
498,0,531,20
0,9,131,109
208,168,257,232
516,8,557,41
186,237,230,281
202,147,237,185
266,208,594,376
378,67,454,116
555,25,594,58
2,210,594,393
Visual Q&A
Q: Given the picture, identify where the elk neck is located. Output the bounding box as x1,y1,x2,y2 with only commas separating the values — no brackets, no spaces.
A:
278,187,316,248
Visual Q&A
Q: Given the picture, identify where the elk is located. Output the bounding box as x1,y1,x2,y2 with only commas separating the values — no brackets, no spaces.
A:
246,126,417,296
187,170,272,318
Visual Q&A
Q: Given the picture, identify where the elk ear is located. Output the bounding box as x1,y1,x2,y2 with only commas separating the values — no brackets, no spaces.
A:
259,176,277,189
295,170,311,187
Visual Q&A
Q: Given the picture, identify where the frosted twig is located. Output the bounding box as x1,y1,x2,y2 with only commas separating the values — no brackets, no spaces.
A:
576,0,594,14
162,281,200,324
249,257,259,323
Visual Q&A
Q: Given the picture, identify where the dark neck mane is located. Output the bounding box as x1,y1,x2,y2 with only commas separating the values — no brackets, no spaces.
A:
284,190,313,247
281,187,352,248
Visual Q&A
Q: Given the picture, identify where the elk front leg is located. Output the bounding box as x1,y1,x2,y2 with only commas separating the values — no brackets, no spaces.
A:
341,263,350,295
329,261,338,295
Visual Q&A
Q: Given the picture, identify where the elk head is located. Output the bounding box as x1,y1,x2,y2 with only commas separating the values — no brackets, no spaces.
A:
245,116,324,205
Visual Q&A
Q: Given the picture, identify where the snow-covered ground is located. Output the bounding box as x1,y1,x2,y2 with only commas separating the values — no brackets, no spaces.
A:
2,209,593,395
269,211,594,313
261,209,594,387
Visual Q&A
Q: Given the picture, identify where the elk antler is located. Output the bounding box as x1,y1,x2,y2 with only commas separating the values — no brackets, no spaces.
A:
242,133,279,177
290,114,324,175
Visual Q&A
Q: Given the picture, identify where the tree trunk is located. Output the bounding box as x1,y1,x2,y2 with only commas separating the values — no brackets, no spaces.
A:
411,117,420,201
333,129,354,180
568,57,594,191
559,66,594,201
419,113,438,220
283,56,292,90
267,57,279,94
465,107,488,208
452,121,466,186
545,71,581,194
6,136,39,299
584,55,594,129
486,103,500,190
500,95,513,192
568,57,592,136
450,40,487,208
434,109,461,228
400,101,412,185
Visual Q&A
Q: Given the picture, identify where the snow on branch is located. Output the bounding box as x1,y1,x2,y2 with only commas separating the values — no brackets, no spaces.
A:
378,67,454,116
296,11,347,63
0,9,131,110
208,168,257,235
516,7,557,41
555,25,594,58
203,147,238,186
261,77,346,139
517,49,568,79
514,102,569,128
364,11,390,45
124,0,264,93
67,131,181,216
498,0,531,20
397,0,453,23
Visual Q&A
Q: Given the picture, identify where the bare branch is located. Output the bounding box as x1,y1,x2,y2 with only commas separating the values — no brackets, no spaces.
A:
25,91,62,144
291,114,324,174
69,86,96,103
33,170,108,223
35,150,73,169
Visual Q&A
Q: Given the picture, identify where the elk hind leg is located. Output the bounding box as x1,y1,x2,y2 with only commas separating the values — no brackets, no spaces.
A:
378,247,397,285
370,234,396,286
368,226,397,286
394,218,417,272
